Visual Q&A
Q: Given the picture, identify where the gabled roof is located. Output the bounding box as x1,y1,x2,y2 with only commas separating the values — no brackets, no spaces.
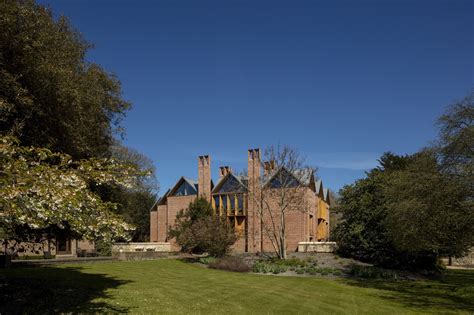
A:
315,180,323,195
168,177,198,195
212,172,247,194
262,166,315,189
156,176,198,206
323,188,330,204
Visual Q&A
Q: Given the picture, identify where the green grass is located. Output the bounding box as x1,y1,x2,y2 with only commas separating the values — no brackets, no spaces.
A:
1,259,473,314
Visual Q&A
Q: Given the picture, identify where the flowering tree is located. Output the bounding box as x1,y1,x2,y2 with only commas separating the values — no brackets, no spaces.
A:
0,137,147,253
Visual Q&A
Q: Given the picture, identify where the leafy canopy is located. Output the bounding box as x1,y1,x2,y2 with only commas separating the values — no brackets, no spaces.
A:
0,136,147,242
0,0,130,159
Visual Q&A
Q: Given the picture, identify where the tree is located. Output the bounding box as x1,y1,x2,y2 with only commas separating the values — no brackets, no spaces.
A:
436,91,473,203
0,0,130,159
384,150,474,260
169,198,237,257
334,150,474,270
255,145,317,259
108,144,158,241
0,136,147,254
0,1,158,247
333,153,403,267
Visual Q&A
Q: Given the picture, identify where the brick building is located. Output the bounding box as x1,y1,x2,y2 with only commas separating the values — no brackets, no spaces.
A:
150,149,330,253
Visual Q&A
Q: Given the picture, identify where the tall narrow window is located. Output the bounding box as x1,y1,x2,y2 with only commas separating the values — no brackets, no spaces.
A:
222,195,227,212
237,194,243,210
214,195,220,210
230,195,235,210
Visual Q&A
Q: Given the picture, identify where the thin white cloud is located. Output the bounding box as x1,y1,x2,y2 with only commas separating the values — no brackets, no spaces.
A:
308,152,380,170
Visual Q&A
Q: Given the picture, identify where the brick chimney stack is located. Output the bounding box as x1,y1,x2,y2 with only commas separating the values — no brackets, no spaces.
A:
219,166,232,178
247,148,261,253
198,155,211,201
263,160,275,176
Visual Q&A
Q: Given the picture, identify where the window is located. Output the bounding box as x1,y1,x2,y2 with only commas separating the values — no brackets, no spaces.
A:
173,180,197,196
269,169,299,188
222,195,228,211
218,175,245,193
214,195,220,209
230,195,235,210
237,194,243,210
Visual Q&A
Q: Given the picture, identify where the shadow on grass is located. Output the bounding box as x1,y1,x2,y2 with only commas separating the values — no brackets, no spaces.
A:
0,266,131,314
342,269,474,313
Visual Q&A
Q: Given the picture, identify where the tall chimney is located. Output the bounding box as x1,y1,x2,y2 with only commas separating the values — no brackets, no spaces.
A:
198,155,211,201
247,148,261,253
219,166,232,178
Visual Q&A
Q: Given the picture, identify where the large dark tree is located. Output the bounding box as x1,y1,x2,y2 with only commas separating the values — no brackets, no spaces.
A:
335,91,474,270
0,0,130,159
333,153,414,268
0,1,158,248
384,150,473,260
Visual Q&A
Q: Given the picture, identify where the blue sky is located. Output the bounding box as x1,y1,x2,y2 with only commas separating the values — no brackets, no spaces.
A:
39,0,473,194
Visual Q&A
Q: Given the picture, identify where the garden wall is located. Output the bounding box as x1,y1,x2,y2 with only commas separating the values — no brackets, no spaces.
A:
297,242,337,253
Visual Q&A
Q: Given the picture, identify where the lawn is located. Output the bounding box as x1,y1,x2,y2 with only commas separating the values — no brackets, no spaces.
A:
1,259,473,314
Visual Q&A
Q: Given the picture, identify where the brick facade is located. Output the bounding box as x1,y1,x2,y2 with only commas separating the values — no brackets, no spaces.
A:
150,148,331,253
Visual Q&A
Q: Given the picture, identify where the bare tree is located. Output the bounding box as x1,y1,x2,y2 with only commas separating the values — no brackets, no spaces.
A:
251,145,317,259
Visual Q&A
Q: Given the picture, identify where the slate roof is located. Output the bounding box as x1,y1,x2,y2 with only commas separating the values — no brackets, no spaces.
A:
154,167,331,206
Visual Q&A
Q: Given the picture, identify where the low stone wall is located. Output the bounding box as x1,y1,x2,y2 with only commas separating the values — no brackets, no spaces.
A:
112,242,172,261
297,242,337,253
112,242,171,253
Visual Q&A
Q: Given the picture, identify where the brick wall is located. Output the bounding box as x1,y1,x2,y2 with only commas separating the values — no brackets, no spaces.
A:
150,210,158,242
157,204,168,242
167,195,196,250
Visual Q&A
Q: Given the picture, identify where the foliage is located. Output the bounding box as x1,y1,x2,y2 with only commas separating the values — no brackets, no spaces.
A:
335,93,474,271
252,261,288,274
436,91,474,189
0,136,145,247
0,1,158,245
348,265,399,279
384,150,474,259
208,256,251,272
268,257,307,267
335,149,474,270
333,153,401,267
0,0,130,159
169,198,237,257
198,256,217,265
92,144,158,242
95,239,112,257
251,258,343,276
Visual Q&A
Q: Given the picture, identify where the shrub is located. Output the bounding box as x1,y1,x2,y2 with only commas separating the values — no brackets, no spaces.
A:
269,257,307,267
95,239,112,256
253,260,290,274
169,198,238,257
253,261,273,274
199,256,217,265
307,267,318,275
272,265,288,274
349,265,398,279
209,256,251,273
